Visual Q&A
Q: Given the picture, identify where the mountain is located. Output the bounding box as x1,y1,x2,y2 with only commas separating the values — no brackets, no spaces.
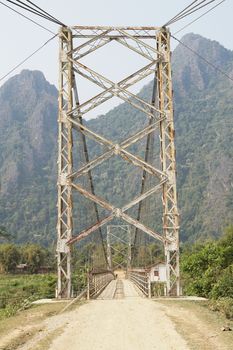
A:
0,33,232,245
0,70,58,243
173,34,233,240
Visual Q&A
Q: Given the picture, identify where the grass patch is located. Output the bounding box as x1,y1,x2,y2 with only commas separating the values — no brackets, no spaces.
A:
0,302,68,350
31,326,64,350
0,274,56,320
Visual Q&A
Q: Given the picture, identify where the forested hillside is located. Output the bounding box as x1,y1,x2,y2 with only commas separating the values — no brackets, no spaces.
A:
0,33,232,245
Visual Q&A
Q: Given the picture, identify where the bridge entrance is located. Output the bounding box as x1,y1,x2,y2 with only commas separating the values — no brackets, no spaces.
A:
56,26,180,298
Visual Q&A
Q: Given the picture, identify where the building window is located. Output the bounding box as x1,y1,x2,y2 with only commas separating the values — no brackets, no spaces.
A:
154,270,159,277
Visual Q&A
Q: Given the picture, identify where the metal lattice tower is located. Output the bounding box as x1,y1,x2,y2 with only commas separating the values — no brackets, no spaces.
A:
56,26,180,298
106,225,132,271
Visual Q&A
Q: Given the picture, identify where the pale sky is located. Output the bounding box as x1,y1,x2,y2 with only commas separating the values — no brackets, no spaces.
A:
0,0,232,116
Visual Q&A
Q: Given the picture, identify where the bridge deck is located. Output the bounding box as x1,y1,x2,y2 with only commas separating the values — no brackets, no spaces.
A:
97,278,140,300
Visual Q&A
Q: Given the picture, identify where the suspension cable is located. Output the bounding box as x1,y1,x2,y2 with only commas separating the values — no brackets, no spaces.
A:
132,74,158,267
0,34,57,83
5,0,65,25
173,0,226,34
164,0,201,26
0,1,55,34
167,0,218,25
171,35,233,83
164,0,218,26
6,0,61,24
24,0,64,25
72,80,110,269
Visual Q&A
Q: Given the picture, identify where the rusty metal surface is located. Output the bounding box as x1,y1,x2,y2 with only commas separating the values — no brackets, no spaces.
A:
57,26,180,298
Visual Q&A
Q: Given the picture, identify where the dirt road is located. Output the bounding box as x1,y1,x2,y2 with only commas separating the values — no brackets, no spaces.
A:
49,280,188,350
5,279,232,350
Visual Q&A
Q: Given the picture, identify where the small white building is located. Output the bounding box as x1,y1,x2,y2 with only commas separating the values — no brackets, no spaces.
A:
147,261,167,283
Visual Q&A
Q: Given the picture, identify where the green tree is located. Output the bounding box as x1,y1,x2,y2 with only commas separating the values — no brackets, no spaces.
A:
0,244,20,272
0,226,11,241
181,226,233,298
210,264,233,299
21,244,46,273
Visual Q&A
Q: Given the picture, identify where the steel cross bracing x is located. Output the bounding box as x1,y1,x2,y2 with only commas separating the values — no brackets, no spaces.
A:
57,26,180,298
106,225,131,270
66,27,168,244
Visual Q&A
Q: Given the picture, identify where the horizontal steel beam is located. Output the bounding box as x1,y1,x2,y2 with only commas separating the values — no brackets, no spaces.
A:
73,35,159,39
71,26,161,30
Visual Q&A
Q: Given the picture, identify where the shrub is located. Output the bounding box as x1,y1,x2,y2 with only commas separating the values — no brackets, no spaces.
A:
210,265,233,299
209,298,233,320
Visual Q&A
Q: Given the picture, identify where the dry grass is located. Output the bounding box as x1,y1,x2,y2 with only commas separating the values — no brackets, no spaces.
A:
158,300,233,350
29,326,64,350
0,302,68,350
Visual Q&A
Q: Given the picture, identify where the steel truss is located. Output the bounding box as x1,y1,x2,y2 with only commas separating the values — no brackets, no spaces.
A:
106,225,131,271
57,26,180,298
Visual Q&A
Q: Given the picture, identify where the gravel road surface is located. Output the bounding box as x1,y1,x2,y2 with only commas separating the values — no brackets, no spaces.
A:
49,279,188,350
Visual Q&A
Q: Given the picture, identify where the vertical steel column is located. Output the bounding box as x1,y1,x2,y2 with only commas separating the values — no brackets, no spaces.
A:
106,226,112,270
157,28,180,296
127,227,131,273
57,27,73,298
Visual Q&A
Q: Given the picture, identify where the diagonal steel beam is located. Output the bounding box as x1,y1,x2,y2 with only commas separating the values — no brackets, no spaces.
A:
69,182,168,245
120,149,165,177
70,61,158,116
116,88,162,118
68,208,166,246
71,59,112,89
67,215,114,245
121,118,163,148
72,181,166,218
121,212,164,243
68,118,163,179
116,28,163,59
119,61,157,89
72,29,112,60
68,117,113,148
115,38,155,61
69,149,115,179
108,232,129,245
68,117,165,179
69,60,164,118
71,183,114,211
121,179,167,212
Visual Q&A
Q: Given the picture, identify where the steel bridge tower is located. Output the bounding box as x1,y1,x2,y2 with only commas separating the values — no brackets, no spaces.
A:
106,225,132,271
56,26,180,298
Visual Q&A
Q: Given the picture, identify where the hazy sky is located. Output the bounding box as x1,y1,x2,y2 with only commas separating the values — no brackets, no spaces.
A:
0,0,232,115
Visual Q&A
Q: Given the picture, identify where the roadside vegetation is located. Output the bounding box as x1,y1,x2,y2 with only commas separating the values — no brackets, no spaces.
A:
0,225,233,322
181,226,233,319
0,240,90,321
0,274,57,320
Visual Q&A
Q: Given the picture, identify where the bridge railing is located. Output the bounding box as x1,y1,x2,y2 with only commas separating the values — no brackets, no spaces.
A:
128,269,151,298
88,269,115,299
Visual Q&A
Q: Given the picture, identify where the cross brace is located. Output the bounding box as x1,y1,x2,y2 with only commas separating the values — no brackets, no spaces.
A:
57,26,180,298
